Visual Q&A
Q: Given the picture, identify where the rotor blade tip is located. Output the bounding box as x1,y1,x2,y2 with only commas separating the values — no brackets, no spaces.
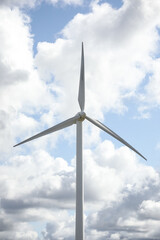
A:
13,142,21,147
141,154,147,161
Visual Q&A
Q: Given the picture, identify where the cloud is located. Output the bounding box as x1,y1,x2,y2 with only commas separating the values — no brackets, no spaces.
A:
0,0,40,8
1,139,159,239
0,6,62,155
0,209,38,240
41,210,75,240
1,0,160,239
0,149,75,239
139,200,160,220
35,0,160,119
0,7,34,152
0,0,83,8
0,8,33,86
83,139,160,239
85,179,160,239
143,59,160,106
45,0,83,6
11,140,157,239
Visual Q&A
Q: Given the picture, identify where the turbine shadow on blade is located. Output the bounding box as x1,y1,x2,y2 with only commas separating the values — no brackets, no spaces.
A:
14,42,146,240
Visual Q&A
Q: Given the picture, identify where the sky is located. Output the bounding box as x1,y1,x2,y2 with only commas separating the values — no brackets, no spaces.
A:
1,0,160,239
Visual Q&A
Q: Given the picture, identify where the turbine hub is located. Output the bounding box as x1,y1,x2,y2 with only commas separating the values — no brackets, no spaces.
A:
76,111,86,121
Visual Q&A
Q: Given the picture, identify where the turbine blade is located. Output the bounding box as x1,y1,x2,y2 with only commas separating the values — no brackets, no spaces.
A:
86,115,147,160
14,115,79,147
78,42,85,111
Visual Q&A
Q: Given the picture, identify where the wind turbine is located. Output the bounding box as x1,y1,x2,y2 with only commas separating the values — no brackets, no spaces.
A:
14,43,146,240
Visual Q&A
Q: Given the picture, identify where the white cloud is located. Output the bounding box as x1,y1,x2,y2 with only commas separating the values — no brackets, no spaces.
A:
0,0,40,8
45,0,83,6
139,200,160,220
0,210,38,240
0,8,33,85
0,0,83,8
0,149,75,238
1,139,160,239
0,7,33,152
42,210,75,240
35,0,160,120
0,7,62,154
144,59,160,105
1,0,160,239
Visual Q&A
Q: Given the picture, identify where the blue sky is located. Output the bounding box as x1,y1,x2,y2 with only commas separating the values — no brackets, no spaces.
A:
28,0,123,51
1,0,160,239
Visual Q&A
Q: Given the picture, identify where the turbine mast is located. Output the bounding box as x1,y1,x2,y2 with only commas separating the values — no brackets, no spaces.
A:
76,120,84,240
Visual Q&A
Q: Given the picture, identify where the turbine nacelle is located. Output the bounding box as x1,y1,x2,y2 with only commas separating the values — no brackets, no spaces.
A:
76,111,86,121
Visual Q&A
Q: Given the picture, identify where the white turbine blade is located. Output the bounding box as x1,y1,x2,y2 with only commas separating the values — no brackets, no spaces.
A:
86,115,147,160
14,115,79,147
78,42,85,111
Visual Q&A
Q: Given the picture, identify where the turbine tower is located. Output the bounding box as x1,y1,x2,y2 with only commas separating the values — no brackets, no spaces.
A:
14,43,146,240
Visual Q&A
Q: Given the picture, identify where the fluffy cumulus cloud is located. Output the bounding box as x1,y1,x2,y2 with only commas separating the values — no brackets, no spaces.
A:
1,0,160,239
0,149,75,239
1,140,160,239
0,0,83,8
0,5,68,238
45,0,83,6
0,6,64,154
0,0,41,8
36,0,160,118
